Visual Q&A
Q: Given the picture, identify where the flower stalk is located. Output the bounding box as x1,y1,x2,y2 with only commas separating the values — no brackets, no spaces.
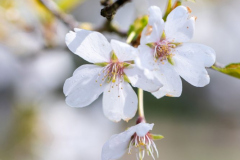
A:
138,88,145,118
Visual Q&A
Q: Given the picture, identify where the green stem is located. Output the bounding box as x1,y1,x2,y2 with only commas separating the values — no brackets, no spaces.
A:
138,88,144,118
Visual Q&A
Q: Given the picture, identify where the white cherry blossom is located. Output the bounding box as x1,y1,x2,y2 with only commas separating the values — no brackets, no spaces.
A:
64,29,162,122
102,123,160,160
137,6,216,98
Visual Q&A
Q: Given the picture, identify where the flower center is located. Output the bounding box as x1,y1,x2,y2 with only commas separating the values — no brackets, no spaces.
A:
95,60,132,95
128,133,158,160
105,61,124,83
154,40,176,62
96,61,124,84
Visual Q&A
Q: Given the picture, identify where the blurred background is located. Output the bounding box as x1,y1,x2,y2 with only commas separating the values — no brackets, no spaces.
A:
0,0,240,160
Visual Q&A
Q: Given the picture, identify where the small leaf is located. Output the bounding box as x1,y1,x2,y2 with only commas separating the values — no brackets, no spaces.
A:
123,74,130,83
151,134,164,140
123,62,133,68
146,43,155,48
212,63,240,79
127,15,148,41
95,62,108,67
167,57,175,65
160,31,166,40
111,52,118,61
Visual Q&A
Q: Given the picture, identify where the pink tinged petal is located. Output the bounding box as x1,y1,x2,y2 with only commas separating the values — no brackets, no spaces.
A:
64,64,107,107
152,62,182,98
101,123,153,160
176,43,216,67
173,54,210,87
140,6,164,44
165,6,195,43
102,82,138,122
110,40,137,62
124,66,162,92
65,28,112,63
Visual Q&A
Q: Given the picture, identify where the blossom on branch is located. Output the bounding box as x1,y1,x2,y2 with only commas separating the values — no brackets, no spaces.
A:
64,29,162,122
102,123,163,160
137,6,216,98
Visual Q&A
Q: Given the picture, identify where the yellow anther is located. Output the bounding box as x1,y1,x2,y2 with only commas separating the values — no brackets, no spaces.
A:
100,84,102,86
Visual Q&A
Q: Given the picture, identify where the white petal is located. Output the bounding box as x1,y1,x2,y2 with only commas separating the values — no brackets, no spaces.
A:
110,40,137,62
122,82,138,121
140,6,164,44
165,6,195,43
137,45,156,71
101,123,153,160
101,134,129,160
64,64,107,107
175,43,216,67
124,66,162,92
152,62,182,98
65,29,112,63
173,54,210,87
102,82,138,122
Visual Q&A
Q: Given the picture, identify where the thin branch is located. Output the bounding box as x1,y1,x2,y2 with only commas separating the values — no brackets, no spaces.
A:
38,0,79,29
101,0,131,21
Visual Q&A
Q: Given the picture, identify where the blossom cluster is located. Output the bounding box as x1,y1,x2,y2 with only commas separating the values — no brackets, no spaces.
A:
63,6,216,160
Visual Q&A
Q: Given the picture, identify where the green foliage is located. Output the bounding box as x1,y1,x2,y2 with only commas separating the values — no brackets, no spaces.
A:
212,63,240,79
151,134,164,140
127,15,148,41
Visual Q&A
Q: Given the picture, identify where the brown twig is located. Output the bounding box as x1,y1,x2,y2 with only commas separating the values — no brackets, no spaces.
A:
101,0,131,21
38,0,79,29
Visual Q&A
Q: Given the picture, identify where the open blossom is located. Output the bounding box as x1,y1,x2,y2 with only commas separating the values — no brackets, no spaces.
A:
64,29,162,122
102,123,162,160
137,6,216,98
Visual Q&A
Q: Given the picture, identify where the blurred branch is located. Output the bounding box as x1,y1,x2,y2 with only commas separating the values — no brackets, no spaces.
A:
38,0,127,37
38,0,79,29
100,0,113,6
96,20,127,37
101,0,131,21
